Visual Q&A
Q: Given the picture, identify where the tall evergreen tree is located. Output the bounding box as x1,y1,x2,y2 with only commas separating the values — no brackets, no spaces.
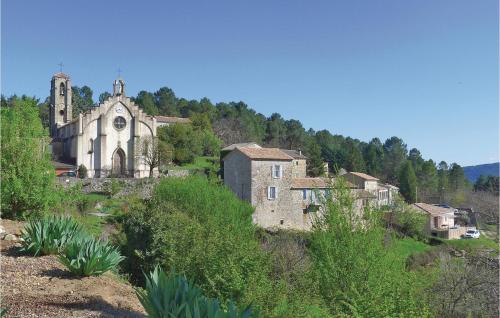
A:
363,138,384,177
306,141,325,177
382,137,408,184
399,160,417,203
448,163,466,191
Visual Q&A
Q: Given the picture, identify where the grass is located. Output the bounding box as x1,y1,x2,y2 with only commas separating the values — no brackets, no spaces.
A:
390,237,432,259
443,237,499,253
165,156,218,171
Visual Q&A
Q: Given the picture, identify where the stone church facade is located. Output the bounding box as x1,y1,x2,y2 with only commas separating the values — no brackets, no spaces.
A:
50,72,181,178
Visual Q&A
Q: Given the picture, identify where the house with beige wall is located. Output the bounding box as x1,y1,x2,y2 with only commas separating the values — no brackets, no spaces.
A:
341,171,398,207
411,203,466,239
223,144,382,230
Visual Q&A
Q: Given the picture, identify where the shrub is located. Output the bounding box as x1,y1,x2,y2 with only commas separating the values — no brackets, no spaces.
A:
1,97,56,219
21,215,84,256
136,266,255,318
122,176,276,315
59,236,124,276
77,164,88,179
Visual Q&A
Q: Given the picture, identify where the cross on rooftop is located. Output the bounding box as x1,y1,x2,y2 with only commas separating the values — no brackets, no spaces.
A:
58,62,64,72
117,67,122,78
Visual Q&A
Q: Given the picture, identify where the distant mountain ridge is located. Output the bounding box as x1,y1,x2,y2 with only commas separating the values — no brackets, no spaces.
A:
463,163,499,182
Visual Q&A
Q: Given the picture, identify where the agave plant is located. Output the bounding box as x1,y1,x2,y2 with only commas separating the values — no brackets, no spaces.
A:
21,215,84,256
58,236,124,276
136,266,255,318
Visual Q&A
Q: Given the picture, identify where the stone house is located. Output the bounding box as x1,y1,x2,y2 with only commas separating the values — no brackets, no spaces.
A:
341,171,398,207
49,72,188,178
223,144,380,230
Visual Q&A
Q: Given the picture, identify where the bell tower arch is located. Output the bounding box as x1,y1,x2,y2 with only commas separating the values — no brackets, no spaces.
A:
50,72,72,136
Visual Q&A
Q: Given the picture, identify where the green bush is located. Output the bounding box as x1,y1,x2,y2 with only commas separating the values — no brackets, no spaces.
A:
58,236,124,276
122,176,277,315
77,164,88,179
21,215,84,256
136,266,255,318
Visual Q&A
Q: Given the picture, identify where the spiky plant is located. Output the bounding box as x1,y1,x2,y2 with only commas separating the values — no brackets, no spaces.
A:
58,236,124,276
136,266,255,318
21,215,84,256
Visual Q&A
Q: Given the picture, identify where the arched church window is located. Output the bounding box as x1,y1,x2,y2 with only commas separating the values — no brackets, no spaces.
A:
89,138,94,153
60,83,65,96
113,116,126,130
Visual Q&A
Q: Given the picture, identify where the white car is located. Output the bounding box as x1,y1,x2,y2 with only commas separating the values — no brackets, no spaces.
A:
464,229,480,239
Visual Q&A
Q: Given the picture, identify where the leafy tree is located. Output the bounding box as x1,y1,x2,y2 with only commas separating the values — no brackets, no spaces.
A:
135,136,170,177
1,96,56,218
399,160,417,203
309,180,431,317
98,91,112,104
265,113,287,147
284,119,306,150
306,141,325,177
474,175,499,194
383,137,408,184
448,163,467,191
363,138,384,177
437,161,449,201
135,90,158,115
417,160,438,201
71,85,94,117
408,148,424,176
155,87,178,116
343,139,365,172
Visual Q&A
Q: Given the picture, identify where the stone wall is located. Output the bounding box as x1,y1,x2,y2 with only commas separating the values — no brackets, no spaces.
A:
250,159,295,229
223,151,252,201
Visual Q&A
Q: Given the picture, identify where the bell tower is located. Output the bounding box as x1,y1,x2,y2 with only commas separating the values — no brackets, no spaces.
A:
50,72,72,137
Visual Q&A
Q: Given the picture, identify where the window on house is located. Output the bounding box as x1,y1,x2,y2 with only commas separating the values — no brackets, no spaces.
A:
267,186,277,200
88,139,94,153
60,83,65,96
302,189,307,200
272,164,282,179
311,190,316,202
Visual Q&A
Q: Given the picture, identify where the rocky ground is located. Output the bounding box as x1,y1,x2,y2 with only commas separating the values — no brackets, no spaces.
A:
0,219,146,318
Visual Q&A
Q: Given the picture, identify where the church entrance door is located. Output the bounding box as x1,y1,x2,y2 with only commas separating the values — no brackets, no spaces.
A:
112,148,126,176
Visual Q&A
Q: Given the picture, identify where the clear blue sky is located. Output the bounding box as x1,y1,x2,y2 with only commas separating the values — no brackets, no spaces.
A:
2,0,498,166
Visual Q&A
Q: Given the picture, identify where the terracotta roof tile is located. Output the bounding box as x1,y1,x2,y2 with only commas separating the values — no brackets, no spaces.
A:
155,116,191,124
412,203,455,216
349,172,379,181
291,177,330,189
222,142,261,151
237,147,293,161
280,149,307,159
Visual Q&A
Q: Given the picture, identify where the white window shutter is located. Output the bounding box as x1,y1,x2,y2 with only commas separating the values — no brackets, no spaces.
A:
267,186,271,199
279,165,282,178
275,187,278,199
271,165,275,178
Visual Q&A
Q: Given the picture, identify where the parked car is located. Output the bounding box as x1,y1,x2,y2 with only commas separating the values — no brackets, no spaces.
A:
463,229,480,239
58,170,77,177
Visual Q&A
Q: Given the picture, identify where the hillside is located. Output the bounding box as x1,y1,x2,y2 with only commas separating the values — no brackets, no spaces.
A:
463,162,499,182
0,219,145,318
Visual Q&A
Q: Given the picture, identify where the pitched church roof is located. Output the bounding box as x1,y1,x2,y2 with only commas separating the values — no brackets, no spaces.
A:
155,116,191,124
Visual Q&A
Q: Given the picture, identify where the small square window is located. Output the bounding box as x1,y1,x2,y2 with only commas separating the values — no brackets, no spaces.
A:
280,219,284,225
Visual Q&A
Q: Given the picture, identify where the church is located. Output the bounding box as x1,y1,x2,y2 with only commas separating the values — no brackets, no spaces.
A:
50,72,188,178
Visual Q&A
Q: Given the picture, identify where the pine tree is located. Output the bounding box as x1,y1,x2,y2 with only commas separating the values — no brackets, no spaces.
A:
398,160,417,203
